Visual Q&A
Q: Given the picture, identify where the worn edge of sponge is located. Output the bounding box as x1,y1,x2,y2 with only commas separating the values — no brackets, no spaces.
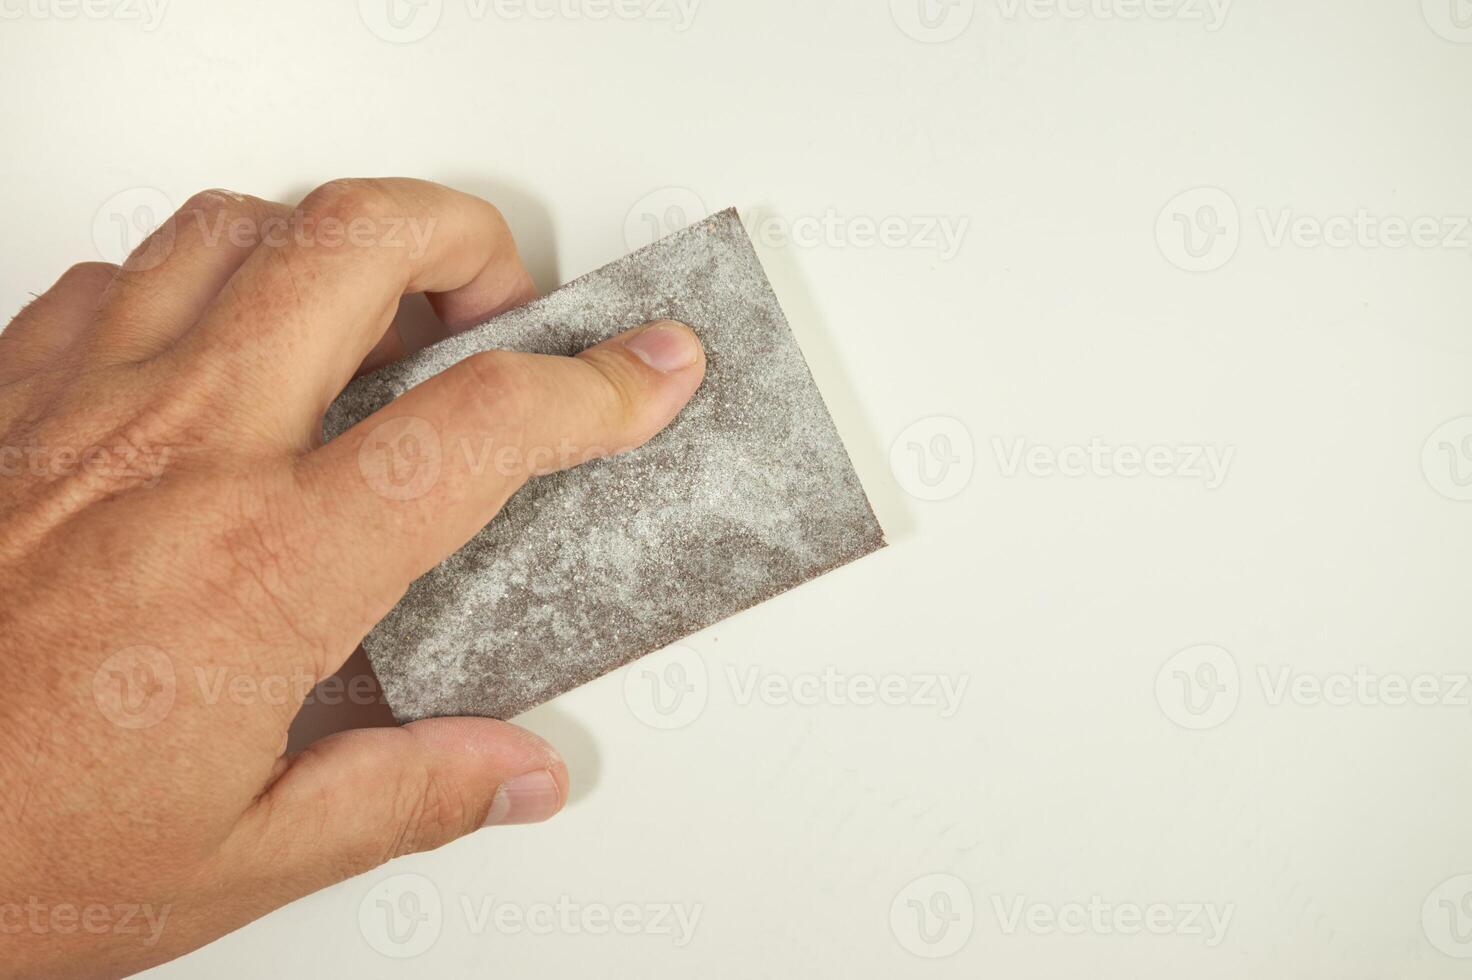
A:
326,207,887,719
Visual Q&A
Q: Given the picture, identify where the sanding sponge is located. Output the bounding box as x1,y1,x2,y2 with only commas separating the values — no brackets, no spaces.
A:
324,209,885,721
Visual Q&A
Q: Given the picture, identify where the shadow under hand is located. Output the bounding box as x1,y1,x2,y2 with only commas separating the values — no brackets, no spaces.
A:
285,646,397,754
512,702,602,806
286,649,603,808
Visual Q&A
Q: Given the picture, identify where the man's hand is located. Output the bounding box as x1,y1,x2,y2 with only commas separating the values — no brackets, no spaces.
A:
0,178,706,978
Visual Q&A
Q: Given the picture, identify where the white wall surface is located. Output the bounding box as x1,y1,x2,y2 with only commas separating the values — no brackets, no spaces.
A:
3,0,1471,976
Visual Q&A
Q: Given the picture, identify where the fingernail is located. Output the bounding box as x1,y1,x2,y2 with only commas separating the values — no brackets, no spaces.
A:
625,320,700,373
483,769,562,826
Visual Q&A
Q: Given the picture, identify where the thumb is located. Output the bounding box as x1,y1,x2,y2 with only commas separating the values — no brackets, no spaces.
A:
305,318,707,634
227,717,566,898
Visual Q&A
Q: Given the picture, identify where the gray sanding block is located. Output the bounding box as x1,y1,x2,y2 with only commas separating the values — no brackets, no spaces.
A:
324,209,885,721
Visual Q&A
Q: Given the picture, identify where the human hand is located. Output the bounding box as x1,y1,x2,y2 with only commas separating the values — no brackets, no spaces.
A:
0,178,706,978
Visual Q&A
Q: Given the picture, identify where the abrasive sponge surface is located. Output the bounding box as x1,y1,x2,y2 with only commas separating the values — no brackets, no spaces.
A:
324,209,885,721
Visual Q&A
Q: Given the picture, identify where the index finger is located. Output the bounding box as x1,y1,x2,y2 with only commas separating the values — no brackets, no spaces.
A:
169,178,536,446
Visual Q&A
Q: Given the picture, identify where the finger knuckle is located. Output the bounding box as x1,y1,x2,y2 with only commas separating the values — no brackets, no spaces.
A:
480,200,510,237
179,188,242,221
461,350,535,427
462,349,517,397
58,261,119,290
388,767,472,859
582,352,647,436
300,178,395,223
463,350,561,458
160,190,272,261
